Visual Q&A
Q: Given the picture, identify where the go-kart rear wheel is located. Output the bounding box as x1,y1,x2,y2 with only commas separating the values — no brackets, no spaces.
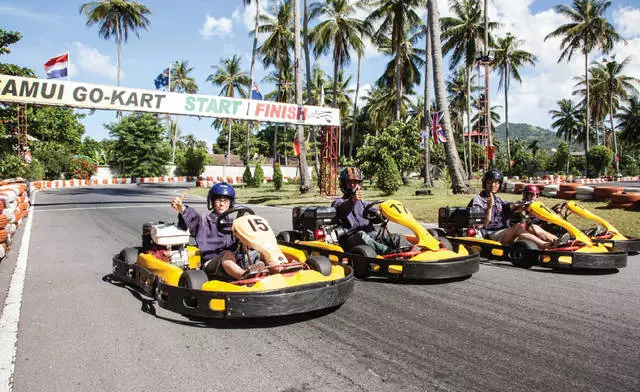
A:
437,236,454,251
511,240,538,269
277,230,299,242
349,245,377,279
178,270,208,308
121,247,139,266
306,255,332,276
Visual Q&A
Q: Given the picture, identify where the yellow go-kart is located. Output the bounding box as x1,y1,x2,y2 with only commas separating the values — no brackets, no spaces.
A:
112,207,354,319
277,200,479,280
551,201,640,254
438,201,627,270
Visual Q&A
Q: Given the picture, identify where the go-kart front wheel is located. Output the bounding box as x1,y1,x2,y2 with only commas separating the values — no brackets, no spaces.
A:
178,270,208,308
349,245,377,279
511,240,538,269
306,255,332,276
121,247,139,265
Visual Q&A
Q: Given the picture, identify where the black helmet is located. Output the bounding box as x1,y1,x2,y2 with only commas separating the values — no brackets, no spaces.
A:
207,182,235,210
339,167,363,196
482,169,504,189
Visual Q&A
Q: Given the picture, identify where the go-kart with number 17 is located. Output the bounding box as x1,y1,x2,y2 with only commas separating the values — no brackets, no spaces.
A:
112,206,354,319
277,200,480,280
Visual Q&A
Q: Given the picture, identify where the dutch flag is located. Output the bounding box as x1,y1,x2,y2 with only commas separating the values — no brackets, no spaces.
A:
44,53,69,79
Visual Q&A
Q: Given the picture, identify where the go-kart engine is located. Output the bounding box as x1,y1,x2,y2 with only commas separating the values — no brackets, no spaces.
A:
143,223,191,267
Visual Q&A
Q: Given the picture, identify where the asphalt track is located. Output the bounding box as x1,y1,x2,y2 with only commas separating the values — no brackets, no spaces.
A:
1,183,639,392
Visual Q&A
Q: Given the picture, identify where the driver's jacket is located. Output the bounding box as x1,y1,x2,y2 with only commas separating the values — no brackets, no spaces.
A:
331,197,375,236
468,191,512,231
178,205,236,262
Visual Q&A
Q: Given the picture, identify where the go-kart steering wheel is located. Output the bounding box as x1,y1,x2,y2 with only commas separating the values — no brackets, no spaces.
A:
216,206,256,234
363,200,385,224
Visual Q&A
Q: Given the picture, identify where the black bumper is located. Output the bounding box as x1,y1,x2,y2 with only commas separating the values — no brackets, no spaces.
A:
571,251,628,269
112,256,157,297
278,240,479,280
155,271,355,319
592,238,640,255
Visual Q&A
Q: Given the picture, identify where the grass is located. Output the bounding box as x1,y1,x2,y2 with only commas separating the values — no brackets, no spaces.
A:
189,179,640,237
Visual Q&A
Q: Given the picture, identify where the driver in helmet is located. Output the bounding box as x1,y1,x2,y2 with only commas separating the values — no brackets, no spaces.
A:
469,170,558,248
332,167,411,254
171,183,263,280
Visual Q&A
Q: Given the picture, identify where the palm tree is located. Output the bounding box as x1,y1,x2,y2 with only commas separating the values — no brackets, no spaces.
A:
423,20,433,186
617,95,640,147
446,66,475,174
258,0,293,164
427,0,471,193
441,0,499,178
293,0,313,192
376,25,426,95
310,0,367,157
549,98,583,173
589,57,639,174
545,0,622,175
366,0,423,120
169,60,198,163
79,0,151,89
241,0,262,162
492,33,537,174
207,55,250,165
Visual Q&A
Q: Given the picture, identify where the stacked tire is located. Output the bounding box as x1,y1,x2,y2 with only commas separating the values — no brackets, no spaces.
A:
556,183,578,200
0,179,31,260
593,186,624,202
608,192,640,210
542,184,559,198
575,186,595,201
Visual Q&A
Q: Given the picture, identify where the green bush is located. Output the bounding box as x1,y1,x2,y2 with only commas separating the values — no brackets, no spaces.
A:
376,154,402,195
587,146,614,177
242,166,253,186
252,164,264,187
273,162,283,190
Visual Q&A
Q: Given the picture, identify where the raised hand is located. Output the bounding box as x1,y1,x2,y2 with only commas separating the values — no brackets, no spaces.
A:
171,191,186,213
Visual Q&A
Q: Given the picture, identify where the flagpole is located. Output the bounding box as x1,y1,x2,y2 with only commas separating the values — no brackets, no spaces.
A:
67,50,70,82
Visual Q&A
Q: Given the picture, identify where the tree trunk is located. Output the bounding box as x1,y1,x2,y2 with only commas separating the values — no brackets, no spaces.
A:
610,92,619,175
466,65,473,179
428,0,471,193
584,53,590,176
350,54,361,159
303,0,320,176
226,120,232,166
294,0,312,192
332,56,340,159
423,20,433,187
116,19,122,119
505,63,511,175
246,0,261,164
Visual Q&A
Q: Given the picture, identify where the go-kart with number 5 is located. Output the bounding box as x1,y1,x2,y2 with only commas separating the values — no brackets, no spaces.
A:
112,206,354,319
277,200,480,280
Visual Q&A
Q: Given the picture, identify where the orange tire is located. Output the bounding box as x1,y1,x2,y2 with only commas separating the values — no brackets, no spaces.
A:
0,229,6,243
610,193,640,204
559,183,579,191
0,214,6,228
556,190,577,200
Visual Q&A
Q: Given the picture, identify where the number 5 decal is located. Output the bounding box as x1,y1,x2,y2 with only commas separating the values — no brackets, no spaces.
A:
248,218,269,232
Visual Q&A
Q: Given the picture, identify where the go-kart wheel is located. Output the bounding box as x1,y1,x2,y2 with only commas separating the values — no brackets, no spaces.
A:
428,228,447,238
510,240,538,269
363,200,385,224
306,255,332,276
349,245,377,278
437,236,454,251
216,206,256,234
277,230,299,242
121,247,139,266
178,270,208,308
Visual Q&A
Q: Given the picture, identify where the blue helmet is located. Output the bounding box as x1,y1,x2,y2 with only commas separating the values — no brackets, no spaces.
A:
207,182,236,210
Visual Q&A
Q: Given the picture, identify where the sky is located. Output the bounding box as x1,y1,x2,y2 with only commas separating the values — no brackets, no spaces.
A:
2,0,640,151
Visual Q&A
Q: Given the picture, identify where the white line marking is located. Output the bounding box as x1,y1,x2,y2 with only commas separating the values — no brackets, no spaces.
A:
35,204,171,212
0,192,36,392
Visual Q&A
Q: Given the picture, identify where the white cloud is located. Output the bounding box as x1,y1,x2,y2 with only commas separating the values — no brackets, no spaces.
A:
614,7,640,38
72,42,119,80
199,15,233,39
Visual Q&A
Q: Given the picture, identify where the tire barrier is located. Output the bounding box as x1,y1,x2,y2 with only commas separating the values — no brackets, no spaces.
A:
0,178,31,261
503,177,640,210
32,176,198,190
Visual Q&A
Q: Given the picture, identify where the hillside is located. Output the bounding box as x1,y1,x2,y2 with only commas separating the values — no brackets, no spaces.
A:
494,123,577,152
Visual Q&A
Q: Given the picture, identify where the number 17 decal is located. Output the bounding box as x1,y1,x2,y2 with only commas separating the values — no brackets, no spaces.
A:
390,203,408,215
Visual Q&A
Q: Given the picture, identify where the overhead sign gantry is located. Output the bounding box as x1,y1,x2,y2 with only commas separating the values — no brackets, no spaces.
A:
0,74,340,195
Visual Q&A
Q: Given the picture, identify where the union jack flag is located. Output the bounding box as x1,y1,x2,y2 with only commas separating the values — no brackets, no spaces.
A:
431,111,447,144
